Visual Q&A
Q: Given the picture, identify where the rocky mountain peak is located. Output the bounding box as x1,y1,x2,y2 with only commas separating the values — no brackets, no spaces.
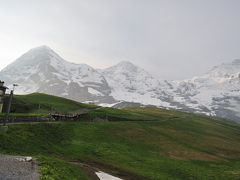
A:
22,45,57,58
116,61,136,67
2,46,65,72
30,45,52,51
106,61,139,72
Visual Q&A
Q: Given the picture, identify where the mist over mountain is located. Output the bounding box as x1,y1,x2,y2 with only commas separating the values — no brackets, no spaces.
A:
1,46,240,122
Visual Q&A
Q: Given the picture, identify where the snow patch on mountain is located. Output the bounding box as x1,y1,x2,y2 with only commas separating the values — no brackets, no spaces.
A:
88,87,104,96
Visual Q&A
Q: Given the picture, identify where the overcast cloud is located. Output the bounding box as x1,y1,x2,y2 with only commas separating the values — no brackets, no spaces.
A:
0,0,240,80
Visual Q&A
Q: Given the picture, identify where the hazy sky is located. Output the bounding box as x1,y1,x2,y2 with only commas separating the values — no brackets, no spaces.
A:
0,0,240,80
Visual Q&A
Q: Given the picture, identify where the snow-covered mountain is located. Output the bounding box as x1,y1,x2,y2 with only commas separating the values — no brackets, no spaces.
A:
0,46,115,103
172,59,240,121
0,46,239,122
101,61,174,107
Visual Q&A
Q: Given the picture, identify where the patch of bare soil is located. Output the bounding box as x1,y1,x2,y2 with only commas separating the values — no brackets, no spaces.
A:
0,154,40,180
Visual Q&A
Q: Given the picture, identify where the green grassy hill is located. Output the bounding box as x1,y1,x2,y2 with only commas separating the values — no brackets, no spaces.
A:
0,93,240,179
1,93,97,116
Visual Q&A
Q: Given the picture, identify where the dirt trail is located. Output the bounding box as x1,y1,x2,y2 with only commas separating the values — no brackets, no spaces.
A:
68,160,123,180
67,160,146,180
